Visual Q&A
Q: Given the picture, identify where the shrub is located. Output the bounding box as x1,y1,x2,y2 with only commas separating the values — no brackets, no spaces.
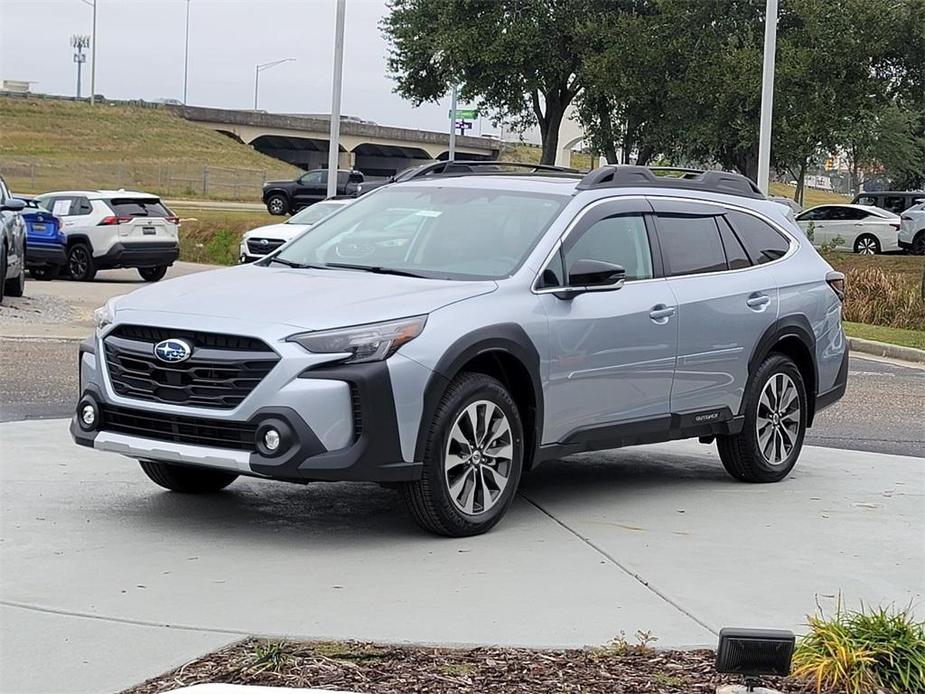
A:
793,600,925,694
841,266,925,331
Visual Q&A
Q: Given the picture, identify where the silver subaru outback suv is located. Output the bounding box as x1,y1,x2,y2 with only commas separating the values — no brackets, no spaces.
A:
72,166,848,537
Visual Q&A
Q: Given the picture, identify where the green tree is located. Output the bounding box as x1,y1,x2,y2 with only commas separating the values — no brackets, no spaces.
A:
382,0,590,164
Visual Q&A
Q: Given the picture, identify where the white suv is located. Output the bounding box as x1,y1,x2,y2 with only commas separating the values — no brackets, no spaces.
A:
240,199,350,263
35,190,180,281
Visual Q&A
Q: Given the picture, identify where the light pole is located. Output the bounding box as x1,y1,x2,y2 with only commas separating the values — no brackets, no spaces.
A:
183,0,190,104
326,0,346,198
71,35,90,98
757,0,779,194
448,84,458,162
254,58,295,111
78,0,97,104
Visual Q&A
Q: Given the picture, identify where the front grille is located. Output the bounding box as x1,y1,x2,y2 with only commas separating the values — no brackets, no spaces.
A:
100,404,257,451
247,238,285,255
104,326,278,409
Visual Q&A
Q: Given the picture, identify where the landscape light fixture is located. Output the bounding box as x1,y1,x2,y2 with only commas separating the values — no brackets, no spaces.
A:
253,58,296,111
715,627,795,691
71,34,90,98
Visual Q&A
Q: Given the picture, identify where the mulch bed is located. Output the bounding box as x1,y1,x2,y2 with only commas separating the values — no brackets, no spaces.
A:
124,637,817,693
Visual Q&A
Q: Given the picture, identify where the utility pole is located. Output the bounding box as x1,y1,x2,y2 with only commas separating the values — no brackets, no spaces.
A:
89,0,97,104
448,84,458,162
183,0,190,104
253,58,295,111
71,35,90,98
326,0,346,198
757,0,779,194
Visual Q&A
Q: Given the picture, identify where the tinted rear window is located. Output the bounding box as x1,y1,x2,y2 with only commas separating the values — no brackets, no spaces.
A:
657,215,728,276
725,210,790,264
107,198,172,217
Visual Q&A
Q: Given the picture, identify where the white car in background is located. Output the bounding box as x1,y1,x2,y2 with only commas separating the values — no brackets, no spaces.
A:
239,199,350,263
795,203,900,254
898,201,925,255
34,190,179,281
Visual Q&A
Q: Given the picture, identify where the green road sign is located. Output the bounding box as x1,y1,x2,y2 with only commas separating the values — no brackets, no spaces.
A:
449,108,479,120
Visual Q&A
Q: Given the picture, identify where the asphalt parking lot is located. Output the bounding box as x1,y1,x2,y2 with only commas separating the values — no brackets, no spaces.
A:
0,263,923,693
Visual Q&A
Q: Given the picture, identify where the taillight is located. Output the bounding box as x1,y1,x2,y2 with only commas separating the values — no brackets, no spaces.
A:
826,271,845,301
890,222,900,230
98,215,132,225
165,216,180,224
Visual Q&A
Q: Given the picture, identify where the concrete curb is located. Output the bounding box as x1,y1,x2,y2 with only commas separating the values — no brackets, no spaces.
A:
848,336,925,364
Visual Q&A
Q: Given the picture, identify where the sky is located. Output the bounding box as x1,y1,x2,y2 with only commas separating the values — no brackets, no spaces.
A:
0,0,507,137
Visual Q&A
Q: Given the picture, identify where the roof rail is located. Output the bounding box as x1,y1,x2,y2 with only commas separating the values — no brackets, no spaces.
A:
427,160,581,175
576,165,765,199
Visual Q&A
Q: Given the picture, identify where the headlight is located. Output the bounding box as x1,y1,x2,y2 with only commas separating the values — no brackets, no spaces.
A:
93,296,123,336
288,315,427,363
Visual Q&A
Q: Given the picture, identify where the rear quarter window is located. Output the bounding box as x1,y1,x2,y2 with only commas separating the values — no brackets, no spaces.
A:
725,210,791,264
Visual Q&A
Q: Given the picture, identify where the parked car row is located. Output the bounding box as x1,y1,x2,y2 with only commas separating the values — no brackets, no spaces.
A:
795,203,902,254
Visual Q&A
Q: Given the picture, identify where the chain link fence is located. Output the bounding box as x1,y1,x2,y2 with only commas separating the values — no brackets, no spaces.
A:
0,160,295,201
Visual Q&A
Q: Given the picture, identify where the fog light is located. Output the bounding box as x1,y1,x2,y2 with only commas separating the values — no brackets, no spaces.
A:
263,428,281,452
81,404,96,427
716,627,795,690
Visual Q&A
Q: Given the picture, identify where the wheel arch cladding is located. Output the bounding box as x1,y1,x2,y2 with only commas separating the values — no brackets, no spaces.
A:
749,316,818,424
66,234,92,249
415,324,544,470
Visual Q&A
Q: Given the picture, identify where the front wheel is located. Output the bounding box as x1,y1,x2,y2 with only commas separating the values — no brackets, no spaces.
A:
911,232,925,256
138,265,168,282
266,194,289,216
5,251,24,297
854,234,881,255
67,243,97,281
401,372,524,537
717,353,807,483
139,460,238,493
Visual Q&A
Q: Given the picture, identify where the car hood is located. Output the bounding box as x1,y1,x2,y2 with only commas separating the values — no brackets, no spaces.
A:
243,223,309,241
114,264,498,331
264,180,293,187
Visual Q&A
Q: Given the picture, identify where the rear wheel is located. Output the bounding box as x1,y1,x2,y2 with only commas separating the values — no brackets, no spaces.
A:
5,245,24,297
138,265,168,282
30,266,59,281
67,243,96,281
912,232,925,256
853,234,880,255
266,194,289,216
139,460,238,493
717,353,807,483
401,372,523,537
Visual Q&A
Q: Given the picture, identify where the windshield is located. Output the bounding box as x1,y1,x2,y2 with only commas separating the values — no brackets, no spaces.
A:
273,186,568,280
287,201,345,225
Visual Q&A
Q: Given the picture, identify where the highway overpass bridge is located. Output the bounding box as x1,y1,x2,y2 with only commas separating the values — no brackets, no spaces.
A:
169,105,502,176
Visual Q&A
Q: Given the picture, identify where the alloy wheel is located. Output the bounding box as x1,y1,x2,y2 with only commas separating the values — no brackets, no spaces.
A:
756,373,801,466
444,400,513,515
69,247,89,278
856,237,877,254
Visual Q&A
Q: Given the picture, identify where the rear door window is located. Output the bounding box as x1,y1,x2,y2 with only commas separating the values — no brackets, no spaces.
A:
656,215,727,276
107,198,171,217
883,196,906,214
725,210,791,264
717,217,751,270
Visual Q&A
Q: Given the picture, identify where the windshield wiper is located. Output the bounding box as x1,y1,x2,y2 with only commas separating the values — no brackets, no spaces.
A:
325,262,426,278
261,256,329,269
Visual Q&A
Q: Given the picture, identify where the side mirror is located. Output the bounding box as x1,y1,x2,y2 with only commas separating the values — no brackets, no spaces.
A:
1,199,25,212
554,259,625,300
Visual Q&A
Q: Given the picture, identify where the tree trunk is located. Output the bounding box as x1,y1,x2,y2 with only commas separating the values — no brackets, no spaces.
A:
636,145,656,167
539,101,564,166
603,142,618,164
794,159,807,205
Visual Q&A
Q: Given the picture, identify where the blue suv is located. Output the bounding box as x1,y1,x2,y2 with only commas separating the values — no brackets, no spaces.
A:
72,166,848,536
15,197,66,280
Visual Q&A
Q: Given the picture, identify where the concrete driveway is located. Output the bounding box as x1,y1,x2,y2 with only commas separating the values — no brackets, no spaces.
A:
1,419,922,693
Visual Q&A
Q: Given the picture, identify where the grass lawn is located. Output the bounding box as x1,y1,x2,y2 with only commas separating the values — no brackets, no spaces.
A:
844,322,925,350
823,251,925,279
769,182,850,207
177,209,276,265
0,97,299,199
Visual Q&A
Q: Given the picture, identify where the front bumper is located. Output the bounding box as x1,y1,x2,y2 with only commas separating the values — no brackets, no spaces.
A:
71,336,423,483
94,242,179,269
26,243,67,267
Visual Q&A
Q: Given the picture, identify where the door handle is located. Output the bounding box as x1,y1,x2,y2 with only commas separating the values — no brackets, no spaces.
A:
746,293,771,309
649,304,676,322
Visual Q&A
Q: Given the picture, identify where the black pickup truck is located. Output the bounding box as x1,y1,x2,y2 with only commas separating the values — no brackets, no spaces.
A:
262,169,363,215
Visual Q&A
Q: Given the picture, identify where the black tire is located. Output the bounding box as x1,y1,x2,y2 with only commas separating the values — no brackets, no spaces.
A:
30,266,59,281
139,460,238,493
67,243,97,281
266,194,289,216
5,244,25,297
401,372,524,537
717,353,807,483
912,232,925,256
853,233,881,255
0,243,6,304
138,265,168,282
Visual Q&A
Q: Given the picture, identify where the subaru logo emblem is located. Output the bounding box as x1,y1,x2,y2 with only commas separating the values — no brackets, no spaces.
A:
259,239,269,247
154,339,192,363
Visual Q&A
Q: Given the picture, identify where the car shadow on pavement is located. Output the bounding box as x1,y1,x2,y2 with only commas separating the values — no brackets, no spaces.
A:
87,448,731,544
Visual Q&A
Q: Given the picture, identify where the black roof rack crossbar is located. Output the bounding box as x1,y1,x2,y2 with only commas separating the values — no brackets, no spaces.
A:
429,160,580,174
576,165,765,199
